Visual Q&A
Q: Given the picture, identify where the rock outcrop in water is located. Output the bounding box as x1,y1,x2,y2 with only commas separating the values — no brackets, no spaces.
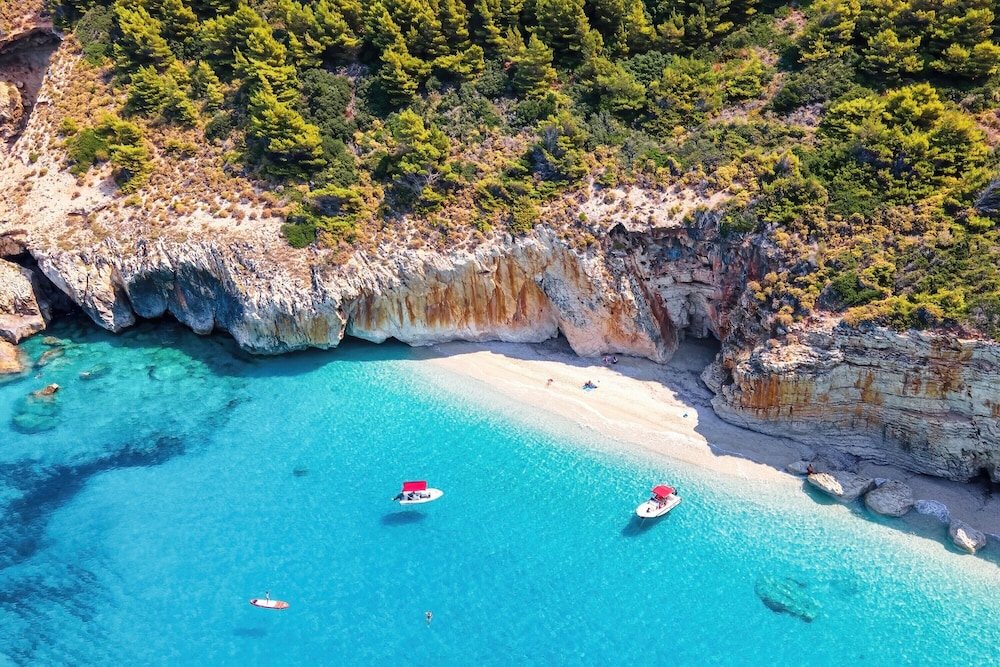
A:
754,576,820,623
1,23,999,495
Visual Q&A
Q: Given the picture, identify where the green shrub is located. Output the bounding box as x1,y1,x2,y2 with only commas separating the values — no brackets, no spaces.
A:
204,113,234,141
281,221,317,248
67,128,109,175
508,197,539,234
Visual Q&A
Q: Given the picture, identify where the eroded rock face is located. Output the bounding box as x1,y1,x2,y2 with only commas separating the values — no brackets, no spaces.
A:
345,230,673,361
0,339,24,375
864,480,914,517
27,228,681,359
710,321,1000,483
0,257,47,342
806,471,876,503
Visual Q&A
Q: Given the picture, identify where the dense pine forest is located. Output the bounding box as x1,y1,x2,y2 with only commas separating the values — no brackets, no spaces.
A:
44,0,1000,337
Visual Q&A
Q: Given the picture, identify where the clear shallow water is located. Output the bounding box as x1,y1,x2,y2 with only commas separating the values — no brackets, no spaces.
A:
1,319,998,666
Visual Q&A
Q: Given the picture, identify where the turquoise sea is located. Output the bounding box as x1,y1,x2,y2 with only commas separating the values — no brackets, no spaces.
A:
1,317,998,666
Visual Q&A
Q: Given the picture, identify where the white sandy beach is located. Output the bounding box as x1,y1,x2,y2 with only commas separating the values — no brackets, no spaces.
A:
417,337,1000,540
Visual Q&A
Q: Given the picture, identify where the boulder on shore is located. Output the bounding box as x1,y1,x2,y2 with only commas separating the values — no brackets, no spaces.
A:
864,480,914,517
786,460,813,475
948,520,987,555
807,471,876,503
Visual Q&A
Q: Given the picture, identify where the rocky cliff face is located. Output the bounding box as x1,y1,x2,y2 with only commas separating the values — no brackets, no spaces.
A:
704,322,1000,483
1,26,998,486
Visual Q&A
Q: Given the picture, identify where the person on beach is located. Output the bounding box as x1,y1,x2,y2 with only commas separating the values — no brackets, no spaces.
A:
546,378,553,387
583,380,597,389
807,464,815,475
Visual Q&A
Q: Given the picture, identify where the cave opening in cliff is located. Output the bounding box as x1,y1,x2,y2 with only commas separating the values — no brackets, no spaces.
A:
674,333,721,372
970,467,1000,494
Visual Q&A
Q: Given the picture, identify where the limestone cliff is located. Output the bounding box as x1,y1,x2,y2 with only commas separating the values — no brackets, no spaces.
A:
705,322,1000,483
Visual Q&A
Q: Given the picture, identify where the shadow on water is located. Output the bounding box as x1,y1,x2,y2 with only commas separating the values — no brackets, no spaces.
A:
233,627,268,639
381,511,428,526
0,435,189,665
0,435,186,569
620,515,667,537
34,314,422,380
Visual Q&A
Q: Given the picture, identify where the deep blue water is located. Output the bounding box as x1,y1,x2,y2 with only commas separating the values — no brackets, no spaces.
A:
1,318,998,666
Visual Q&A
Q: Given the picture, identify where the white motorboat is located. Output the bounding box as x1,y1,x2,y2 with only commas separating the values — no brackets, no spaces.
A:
392,480,443,505
635,485,681,518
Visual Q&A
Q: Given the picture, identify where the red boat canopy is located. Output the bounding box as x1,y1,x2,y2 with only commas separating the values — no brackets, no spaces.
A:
651,485,675,497
402,481,427,492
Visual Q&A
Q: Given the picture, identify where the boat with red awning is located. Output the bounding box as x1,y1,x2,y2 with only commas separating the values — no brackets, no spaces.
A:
392,480,444,505
635,484,681,518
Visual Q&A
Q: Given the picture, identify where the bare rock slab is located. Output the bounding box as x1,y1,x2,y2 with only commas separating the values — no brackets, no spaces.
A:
864,480,914,517
807,471,876,503
948,520,987,555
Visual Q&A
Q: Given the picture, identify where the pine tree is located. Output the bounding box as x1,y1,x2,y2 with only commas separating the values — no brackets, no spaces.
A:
199,5,269,74
149,0,199,58
125,66,167,116
386,108,451,196
798,0,861,63
513,33,558,98
378,37,431,104
588,0,626,50
315,0,363,61
365,2,405,54
113,1,175,70
862,28,922,80
391,0,448,60
533,0,591,66
190,60,225,111
247,80,326,177
233,25,299,102
438,0,471,49
471,0,506,52
433,45,486,80
500,25,526,62
622,0,656,55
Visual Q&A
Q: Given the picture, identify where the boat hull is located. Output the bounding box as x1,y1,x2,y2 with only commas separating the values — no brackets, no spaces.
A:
635,494,681,518
250,599,289,610
398,488,444,505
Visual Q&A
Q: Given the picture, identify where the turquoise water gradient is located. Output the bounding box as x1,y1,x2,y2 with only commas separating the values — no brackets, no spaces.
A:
1,319,998,665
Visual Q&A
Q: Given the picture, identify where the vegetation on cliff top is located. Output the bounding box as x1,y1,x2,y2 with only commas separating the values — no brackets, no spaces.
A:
44,0,1000,338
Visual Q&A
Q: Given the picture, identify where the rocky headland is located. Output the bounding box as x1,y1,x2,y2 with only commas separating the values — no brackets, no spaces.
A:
1,19,998,548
